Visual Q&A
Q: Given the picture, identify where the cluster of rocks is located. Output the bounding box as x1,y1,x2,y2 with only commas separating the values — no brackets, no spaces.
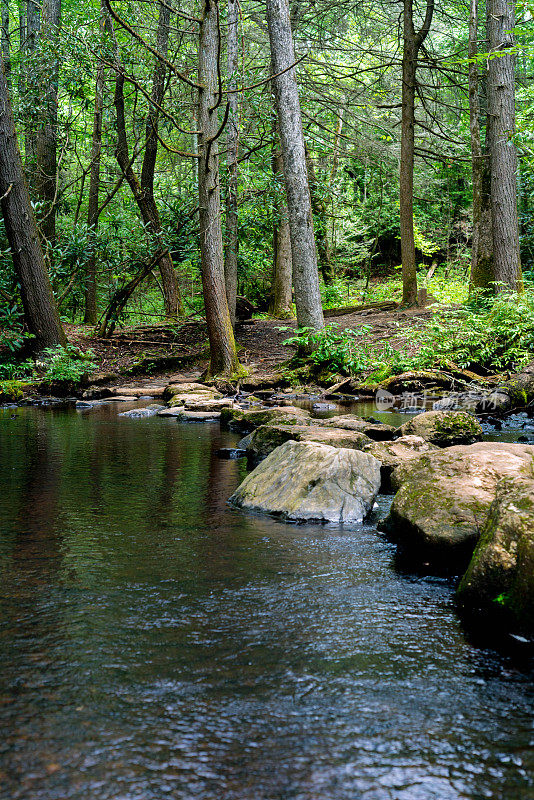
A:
222,402,533,637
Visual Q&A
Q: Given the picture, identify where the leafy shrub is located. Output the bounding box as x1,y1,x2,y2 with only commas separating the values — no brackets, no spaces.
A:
37,345,97,382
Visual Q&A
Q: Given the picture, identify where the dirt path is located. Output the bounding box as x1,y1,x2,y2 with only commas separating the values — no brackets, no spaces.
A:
68,305,433,392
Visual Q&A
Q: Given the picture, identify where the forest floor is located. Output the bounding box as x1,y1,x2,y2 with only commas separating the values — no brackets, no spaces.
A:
67,304,434,391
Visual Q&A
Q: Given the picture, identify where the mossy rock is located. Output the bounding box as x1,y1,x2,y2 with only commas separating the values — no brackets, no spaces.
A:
457,476,534,633
399,410,483,447
0,380,29,402
220,405,310,433
383,442,534,568
246,423,372,465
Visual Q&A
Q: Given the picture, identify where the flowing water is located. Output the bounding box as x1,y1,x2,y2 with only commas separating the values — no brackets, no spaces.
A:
0,403,533,800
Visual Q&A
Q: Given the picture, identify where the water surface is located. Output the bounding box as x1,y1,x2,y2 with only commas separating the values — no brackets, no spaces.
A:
0,404,532,800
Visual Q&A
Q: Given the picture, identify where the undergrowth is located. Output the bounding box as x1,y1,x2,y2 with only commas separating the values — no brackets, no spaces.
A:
285,292,534,383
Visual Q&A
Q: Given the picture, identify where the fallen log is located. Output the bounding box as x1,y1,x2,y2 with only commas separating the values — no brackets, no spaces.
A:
323,301,398,318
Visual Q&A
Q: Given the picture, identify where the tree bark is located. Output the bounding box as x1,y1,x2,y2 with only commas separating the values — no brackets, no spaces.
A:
468,0,494,293
34,0,61,249
269,141,293,318
0,51,65,350
266,0,324,334
223,0,238,328
1,0,11,93
24,0,40,167
84,6,106,325
399,0,434,307
487,0,522,292
306,144,334,284
198,0,239,376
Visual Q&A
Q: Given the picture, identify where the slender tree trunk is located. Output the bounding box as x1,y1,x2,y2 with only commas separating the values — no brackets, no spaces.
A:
84,7,106,325
198,0,239,376
266,0,324,334
1,0,11,93
468,0,494,292
269,141,293,318
399,0,434,307
487,0,522,291
0,51,65,350
306,144,334,284
223,0,238,328
24,0,39,166
34,0,61,249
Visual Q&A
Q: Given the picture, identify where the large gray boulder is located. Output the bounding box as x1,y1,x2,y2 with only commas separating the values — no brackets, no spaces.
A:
383,442,534,565
229,440,381,523
246,423,372,465
457,476,534,632
398,409,483,447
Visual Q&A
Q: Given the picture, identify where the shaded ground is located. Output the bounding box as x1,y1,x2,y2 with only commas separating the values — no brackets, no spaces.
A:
66,305,434,389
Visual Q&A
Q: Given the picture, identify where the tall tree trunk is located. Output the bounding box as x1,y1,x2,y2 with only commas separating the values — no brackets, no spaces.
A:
306,144,334,284
111,4,184,319
223,0,238,328
487,0,522,291
266,0,324,334
269,141,293,318
0,51,65,350
34,0,61,249
84,6,106,325
1,0,11,93
198,0,239,376
24,0,39,166
399,0,434,307
468,0,493,293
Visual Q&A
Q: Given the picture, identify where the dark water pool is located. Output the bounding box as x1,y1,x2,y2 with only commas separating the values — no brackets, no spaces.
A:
0,404,533,800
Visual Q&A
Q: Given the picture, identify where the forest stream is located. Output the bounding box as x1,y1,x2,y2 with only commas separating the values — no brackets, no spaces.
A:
0,401,533,800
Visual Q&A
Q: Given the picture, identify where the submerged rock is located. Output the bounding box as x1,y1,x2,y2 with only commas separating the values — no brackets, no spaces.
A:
398,409,483,446
229,440,381,523
457,477,534,633
383,442,534,566
216,448,247,459
118,407,160,418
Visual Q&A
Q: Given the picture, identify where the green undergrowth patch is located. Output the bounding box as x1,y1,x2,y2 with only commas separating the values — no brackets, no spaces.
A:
285,291,534,384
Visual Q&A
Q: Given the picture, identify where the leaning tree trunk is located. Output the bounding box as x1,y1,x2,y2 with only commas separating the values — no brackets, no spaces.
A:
399,0,434,307
487,0,522,292
266,0,324,334
198,0,239,376
269,140,293,318
468,0,494,293
34,0,61,250
84,6,106,325
109,3,184,319
0,52,65,350
223,0,239,329
24,0,40,168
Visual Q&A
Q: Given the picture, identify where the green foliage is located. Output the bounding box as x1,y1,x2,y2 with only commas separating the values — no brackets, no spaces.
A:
285,292,534,382
37,345,97,383
283,324,372,375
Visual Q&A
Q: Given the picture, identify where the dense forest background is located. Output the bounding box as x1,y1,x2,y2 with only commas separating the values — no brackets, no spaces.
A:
0,0,533,378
